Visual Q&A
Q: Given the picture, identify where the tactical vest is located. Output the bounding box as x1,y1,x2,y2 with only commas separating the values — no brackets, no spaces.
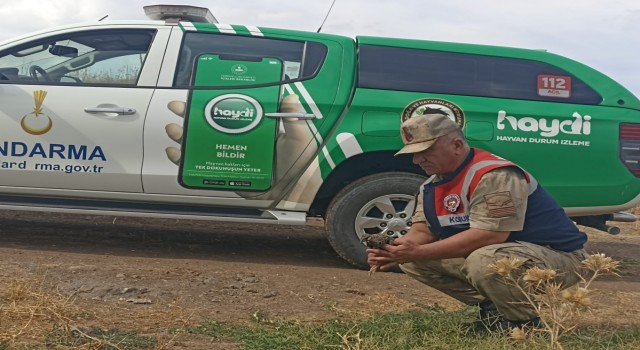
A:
422,148,586,252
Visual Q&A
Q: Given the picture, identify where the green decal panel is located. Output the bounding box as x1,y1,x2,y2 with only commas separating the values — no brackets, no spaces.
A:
337,88,640,207
179,54,282,191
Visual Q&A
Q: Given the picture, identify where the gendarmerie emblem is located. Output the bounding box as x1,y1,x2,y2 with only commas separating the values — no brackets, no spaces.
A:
444,194,461,213
401,98,465,128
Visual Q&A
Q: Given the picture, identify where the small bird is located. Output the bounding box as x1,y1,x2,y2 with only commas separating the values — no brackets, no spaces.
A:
361,233,395,276
361,233,395,249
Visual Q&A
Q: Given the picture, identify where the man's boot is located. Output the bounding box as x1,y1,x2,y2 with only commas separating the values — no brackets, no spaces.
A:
467,300,501,332
468,300,543,333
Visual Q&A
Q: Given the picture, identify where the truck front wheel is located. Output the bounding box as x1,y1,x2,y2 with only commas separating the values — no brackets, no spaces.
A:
325,172,426,269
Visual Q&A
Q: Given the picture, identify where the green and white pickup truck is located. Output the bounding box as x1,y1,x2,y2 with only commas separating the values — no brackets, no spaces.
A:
0,5,637,268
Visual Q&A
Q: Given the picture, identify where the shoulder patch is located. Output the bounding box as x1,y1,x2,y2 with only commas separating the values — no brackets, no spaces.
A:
484,191,516,218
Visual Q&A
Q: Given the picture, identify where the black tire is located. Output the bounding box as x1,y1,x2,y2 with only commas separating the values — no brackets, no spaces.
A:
325,172,426,269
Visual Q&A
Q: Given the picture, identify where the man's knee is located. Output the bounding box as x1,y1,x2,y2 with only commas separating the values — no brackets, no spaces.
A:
399,260,443,280
400,259,466,287
462,245,504,281
399,262,420,277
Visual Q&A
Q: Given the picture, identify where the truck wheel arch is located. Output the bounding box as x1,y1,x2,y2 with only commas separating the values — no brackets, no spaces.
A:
308,151,422,218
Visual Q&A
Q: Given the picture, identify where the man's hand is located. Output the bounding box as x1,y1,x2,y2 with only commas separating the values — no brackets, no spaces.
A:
367,239,424,269
366,222,436,274
367,248,398,274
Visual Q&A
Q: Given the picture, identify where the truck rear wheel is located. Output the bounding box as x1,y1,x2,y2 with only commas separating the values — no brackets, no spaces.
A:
325,172,426,269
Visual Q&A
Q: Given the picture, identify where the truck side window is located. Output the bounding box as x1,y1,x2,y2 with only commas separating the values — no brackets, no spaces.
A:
0,29,155,86
174,32,327,87
358,45,602,104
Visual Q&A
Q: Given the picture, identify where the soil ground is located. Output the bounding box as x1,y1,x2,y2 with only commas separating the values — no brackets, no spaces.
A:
0,209,639,348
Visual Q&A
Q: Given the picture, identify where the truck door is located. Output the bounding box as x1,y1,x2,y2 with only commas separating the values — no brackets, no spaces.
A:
0,26,169,194
142,24,355,205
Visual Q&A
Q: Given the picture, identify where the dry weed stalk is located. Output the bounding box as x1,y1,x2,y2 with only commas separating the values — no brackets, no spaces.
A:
336,325,364,350
489,253,620,350
68,326,125,350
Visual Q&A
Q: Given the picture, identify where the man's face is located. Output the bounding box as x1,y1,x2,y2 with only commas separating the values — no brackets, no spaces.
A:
411,134,460,176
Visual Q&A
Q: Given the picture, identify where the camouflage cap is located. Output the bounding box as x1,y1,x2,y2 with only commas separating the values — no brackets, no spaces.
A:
395,114,460,155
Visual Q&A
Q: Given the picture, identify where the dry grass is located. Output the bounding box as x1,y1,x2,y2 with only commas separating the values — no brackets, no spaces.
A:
328,292,425,319
0,272,196,349
0,273,79,346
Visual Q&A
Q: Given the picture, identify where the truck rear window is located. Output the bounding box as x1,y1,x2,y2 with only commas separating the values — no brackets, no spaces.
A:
175,32,327,87
358,45,602,104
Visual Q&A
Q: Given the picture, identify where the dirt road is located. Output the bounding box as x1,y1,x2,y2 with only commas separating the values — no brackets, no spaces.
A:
0,210,639,346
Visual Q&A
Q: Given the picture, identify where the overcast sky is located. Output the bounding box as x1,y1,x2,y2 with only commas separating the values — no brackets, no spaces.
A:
1,0,639,97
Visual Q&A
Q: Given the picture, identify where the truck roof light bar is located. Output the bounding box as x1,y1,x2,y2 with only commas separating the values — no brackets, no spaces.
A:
143,4,218,24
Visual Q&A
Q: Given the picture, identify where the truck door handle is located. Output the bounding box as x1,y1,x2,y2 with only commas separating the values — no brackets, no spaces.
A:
84,107,137,115
265,112,316,120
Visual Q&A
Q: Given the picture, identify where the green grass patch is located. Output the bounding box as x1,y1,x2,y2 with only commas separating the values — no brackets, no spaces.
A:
188,307,640,350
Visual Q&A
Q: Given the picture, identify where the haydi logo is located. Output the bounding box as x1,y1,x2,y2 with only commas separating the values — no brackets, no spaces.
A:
205,94,263,134
497,110,591,138
213,107,254,119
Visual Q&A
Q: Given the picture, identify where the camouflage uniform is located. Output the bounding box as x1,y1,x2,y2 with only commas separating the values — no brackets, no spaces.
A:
401,167,588,320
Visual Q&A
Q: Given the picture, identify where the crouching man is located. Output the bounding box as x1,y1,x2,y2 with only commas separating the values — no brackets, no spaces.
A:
367,114,588,331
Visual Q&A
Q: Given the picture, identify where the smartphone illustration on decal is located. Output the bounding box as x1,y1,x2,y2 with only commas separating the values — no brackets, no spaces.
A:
178,53,283,191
